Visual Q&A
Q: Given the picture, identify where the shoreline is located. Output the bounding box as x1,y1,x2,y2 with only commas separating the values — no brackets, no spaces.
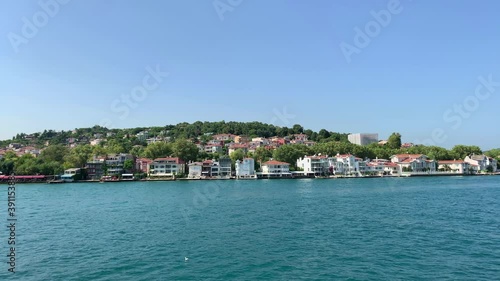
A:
0,172,498,184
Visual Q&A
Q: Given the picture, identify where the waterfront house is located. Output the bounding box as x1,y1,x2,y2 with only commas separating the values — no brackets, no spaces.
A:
149,157,185,178
258,160,291,178
187,159,230,179
383,162,399,175
63,168,87,182
235,158,256,178
437,160,471,174
106,153,135,176
464,154,497,173
296,155,330,176
135,158,153,174
391,154,437,174
86,158,106,180
217,158,232,178
334,154,361,176
188,162,203,179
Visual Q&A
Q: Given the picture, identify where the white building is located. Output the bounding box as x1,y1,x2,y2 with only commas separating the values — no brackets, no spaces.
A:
187,162,203,179
259,160,291,178
149,157,186,177
204,144,223,154
348,133,379,146
90,139,103,146
235,158,256,179
464,154,497,173
296,155,330,175
136,131,149,142
391,154,436,173
438,160,471,174
187,159,231,179
332,154,361,176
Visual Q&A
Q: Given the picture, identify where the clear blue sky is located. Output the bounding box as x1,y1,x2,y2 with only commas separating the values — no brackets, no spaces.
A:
1,0,499,150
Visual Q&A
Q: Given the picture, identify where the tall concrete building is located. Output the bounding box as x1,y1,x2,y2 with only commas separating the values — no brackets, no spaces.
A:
348,133,379,146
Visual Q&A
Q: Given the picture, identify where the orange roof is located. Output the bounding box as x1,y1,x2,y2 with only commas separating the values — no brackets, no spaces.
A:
263,160,289,165
439,160,465,164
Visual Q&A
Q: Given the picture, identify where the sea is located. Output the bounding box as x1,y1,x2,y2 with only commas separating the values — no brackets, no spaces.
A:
1,176,499,280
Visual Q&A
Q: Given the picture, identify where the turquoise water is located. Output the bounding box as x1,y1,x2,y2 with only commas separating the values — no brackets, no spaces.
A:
1,176,499,280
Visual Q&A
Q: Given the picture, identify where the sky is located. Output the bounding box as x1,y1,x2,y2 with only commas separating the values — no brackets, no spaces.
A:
0,0,499,150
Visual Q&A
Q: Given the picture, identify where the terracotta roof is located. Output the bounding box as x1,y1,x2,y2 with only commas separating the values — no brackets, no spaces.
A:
263,160,290,165
337,154,353,158
439,160,465,164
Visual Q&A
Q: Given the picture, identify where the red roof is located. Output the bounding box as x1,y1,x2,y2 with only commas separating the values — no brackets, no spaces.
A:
263,160,289,165
439,160,465,164
0,175,46,179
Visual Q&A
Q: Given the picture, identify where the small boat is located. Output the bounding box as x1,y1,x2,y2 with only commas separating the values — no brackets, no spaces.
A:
47,179,65,184
100,176,120,182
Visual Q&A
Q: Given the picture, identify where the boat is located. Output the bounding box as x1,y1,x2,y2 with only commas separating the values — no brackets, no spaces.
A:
47,179,65,184
236,175,257,180
100,176,120,182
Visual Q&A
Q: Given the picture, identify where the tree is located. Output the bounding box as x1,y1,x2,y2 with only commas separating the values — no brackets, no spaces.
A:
172,139,198,162
486,165,494,173
254,147,272,163
123,159,134,172
64,144,93,168
40,145,69,163
272,144,312,169
318,129,331,140
292,124,304,134
143,142,172,160
105,139,126,154
230,149,245,162
451,145,482,159
387,133,402,149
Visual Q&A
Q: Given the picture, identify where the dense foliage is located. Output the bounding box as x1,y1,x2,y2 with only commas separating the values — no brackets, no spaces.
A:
1,122,498,175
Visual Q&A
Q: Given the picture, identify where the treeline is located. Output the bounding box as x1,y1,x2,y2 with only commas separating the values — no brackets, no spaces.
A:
0,121,349,148
1,122,499,175
0,139,200,176
2,139,498,175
